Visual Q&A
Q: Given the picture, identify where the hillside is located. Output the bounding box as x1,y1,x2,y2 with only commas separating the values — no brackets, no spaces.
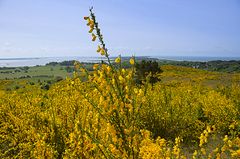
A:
1,63,240,158
159,60,240,73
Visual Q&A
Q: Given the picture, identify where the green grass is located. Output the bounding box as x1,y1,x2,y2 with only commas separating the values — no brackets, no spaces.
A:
0,65,71,80
0,65,75,90
0,63,96,90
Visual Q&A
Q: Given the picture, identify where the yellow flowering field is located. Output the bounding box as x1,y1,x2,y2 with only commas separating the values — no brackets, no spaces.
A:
1,9,240,159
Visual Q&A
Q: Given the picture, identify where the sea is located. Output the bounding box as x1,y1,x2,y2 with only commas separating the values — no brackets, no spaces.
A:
0,56,240,67
0,57,105,67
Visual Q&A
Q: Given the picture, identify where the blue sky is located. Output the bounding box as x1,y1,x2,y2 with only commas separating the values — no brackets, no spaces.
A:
0,0,240,58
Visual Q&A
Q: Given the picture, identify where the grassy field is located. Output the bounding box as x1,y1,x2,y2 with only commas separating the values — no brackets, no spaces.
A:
0,64,75,90
0,65,70,80
1,63,240,91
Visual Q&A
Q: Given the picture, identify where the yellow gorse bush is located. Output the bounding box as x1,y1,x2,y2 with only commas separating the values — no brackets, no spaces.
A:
0,7,240,159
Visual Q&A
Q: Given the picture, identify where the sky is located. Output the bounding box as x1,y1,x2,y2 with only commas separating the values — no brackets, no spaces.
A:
0,0,240,58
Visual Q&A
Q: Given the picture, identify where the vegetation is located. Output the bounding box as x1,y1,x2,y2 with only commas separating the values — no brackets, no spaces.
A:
0,8,240,158
135,60,163,86
159,60,240,73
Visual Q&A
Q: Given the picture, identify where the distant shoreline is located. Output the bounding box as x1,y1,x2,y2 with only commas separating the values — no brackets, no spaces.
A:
154,56,240,62
0,56,240,67
0,57,41,60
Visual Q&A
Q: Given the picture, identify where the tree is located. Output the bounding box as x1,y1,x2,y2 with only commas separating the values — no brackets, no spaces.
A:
135,60,163,87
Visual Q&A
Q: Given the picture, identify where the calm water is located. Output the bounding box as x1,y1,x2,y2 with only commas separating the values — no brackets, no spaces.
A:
155,56,240,62
0,56,240,67
0,57,108,67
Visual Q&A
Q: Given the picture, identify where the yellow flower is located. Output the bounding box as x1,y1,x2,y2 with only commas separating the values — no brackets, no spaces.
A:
216,153,221,159
223,135,228,142
221,145,226,152
80,68,86,72
87,19,94,26
87,18,91,23
89,27,94,33
92,33,97,41
115,57,121,63
93,64,99,70
106,66,111,73
100,48,105,55
201,148,206,155
112,78,115,84
231,149,240,157
119,75,124,81
121,68,126,74
228,140,232,147
89,23,94,29
130,58,135,65
97,45,101,52
213,148,219,153
193,150,198,157
229,123,235,129
134,88,138,94
84,16,89,20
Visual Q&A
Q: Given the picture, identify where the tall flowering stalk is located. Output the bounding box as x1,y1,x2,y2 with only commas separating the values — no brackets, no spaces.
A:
82,7,143,158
